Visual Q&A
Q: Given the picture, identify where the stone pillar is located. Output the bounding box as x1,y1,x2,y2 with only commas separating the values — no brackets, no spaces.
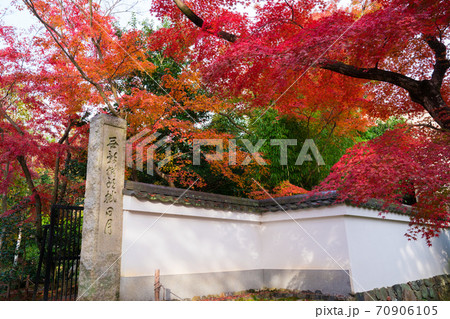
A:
78,114,127,300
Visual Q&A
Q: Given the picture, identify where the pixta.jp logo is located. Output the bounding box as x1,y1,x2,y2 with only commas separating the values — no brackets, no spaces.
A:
126,129,172,176
127,130,325,176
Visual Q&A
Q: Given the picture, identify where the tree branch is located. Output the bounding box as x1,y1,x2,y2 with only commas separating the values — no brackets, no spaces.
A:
57,121,74,144
52,121,75,206
17,155,43,243
173,0,203,28
319,60,450,129
0,102,25,135
218,112,250,134
173,0,237,42
58,139,71,203
171,1,450,129
320,60,420,93
426,36,450,88
23,0,120,117
154,165,175,188
410,123,445,132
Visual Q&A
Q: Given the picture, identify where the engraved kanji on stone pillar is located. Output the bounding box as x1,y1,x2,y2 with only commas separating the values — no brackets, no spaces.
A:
78,114,126,300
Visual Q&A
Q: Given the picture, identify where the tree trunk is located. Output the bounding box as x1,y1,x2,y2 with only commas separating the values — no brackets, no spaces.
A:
52,123,74,206
409,80,450,130
154,166,176,188
17,156,42,244
1,107,44,244
58,144,71,204
0,160,10,254
13,227,22,267
51,151,61,206
0,227,4,254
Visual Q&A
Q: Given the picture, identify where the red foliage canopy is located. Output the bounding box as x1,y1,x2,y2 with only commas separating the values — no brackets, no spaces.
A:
315,127,449,245
151,0,450,241
152,0,450,129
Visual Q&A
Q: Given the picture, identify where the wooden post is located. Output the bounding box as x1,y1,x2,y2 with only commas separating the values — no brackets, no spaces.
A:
154,269,160,301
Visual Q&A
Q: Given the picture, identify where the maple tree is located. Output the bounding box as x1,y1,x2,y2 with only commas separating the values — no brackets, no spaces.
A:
151,0,450,240
3,0,148,244
123,61,267,192
13,0,188,189
110,22,266,192
0,22,90,242
0,18,92,292
152,0,450,130
14,0,382,199
316,126,449,245
0,0,445,257
13,0,263,194
249,180,309,200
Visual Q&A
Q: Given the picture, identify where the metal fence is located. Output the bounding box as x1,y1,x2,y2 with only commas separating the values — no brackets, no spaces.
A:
34,205,83,301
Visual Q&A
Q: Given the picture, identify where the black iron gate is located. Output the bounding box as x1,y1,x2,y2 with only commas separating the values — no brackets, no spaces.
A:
35,205,83,301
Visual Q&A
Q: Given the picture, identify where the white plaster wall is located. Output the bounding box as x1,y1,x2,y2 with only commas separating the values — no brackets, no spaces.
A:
344,206,450,292
121,196,262,276
260,206,351,270
121,197,352,277
121,195,449,294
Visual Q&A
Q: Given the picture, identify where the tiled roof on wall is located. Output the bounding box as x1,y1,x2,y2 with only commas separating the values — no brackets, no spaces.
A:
123,181,339,213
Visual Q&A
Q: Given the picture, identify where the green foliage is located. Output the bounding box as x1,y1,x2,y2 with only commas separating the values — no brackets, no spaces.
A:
0,214,39,293
243,109,355,191
61,157,87,180
0,176,40,295
358,117,406,141
137,51,185,96
208,111,248,138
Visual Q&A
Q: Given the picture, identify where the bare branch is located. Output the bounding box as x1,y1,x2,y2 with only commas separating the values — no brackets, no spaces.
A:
173,0,237,42
320,60,420,93
22,0,121,117
0,102,25,135
57,121,74,144
218,111,250,134
410,123,446,132
425,36,450,88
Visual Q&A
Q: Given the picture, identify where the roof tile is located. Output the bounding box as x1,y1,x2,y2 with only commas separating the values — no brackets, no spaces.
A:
124,181,339,213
